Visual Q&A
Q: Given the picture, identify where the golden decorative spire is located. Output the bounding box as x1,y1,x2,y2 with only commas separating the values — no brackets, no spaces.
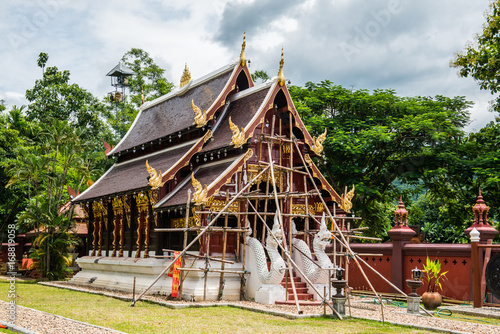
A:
277,47,285,87
228,116,246,148
141,86,144,105
191,173,208,205
311,128,327,156
146,160,166,190
240,32,247,67
180,63,191,87
191,99,207,127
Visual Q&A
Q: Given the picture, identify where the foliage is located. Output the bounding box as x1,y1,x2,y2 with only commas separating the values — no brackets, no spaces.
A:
25,53,113,151
251,70,270,83
423,257,448,293
289,81,472,237
452,1,500,112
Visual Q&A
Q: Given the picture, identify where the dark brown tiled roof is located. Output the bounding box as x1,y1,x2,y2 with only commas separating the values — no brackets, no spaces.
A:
74,145,192,202
157,160,234,209
112,71,232,155
202,87,269,152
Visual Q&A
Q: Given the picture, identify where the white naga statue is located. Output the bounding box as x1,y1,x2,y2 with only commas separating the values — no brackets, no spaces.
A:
246,213,286,284
292,213,334,283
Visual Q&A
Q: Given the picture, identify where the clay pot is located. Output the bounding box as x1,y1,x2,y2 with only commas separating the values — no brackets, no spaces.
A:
422,292,442,310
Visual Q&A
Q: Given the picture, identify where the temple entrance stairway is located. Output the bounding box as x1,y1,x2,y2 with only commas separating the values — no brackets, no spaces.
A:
275,271,317,305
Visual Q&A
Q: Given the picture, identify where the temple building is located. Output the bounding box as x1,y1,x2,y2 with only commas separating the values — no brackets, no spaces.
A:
71,36,351,304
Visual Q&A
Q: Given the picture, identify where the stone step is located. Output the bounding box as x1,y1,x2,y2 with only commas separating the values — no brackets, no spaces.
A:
282,293,315,301
281,281,307,289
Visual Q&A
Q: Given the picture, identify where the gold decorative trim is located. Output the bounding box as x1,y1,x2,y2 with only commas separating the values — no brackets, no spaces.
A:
229,116,246,148
180,63,191,87
192,99,208,128
191,173,208,206
291,204,315,215
314,202,324,213
146,160,166,190
207,198,239,213
311,128,327,156
248,163,284,190
282,144,291,154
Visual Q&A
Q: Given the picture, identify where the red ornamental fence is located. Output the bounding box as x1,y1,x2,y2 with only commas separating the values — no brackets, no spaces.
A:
346,192,499,303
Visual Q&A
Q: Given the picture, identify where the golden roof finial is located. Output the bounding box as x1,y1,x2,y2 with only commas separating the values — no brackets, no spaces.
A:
141,86,144,105
240,32,247,67
180,63,191,87
277,46,285,87
340,185,355,213
146,160,166,190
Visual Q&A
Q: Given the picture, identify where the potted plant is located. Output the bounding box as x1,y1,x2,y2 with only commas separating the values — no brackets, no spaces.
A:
421,257,448,310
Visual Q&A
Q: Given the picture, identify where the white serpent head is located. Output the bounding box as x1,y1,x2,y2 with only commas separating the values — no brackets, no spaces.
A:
314,213,332,250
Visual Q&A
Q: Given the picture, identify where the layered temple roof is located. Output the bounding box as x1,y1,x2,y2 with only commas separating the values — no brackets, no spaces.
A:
73,45,342,208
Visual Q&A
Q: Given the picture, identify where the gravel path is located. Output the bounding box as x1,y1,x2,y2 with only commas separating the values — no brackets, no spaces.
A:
4,281,500,334
0,299,125,334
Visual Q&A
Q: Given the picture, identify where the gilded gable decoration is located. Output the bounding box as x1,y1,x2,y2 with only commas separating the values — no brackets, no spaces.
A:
340,185,355,213
180,63,191,87
146,160,166,190
229,116,246,148
191,173,208,205
311,128,327,156
192,99,207,128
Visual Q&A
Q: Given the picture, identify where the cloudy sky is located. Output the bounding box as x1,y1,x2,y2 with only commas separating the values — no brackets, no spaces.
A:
0,0,496,131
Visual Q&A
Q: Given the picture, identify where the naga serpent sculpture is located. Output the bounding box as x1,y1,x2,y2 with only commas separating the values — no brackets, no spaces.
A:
292,213,333,284
246,213,286,284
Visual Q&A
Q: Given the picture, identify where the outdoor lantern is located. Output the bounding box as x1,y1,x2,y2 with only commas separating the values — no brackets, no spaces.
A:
335,266,345,280
106,62,135,102
412,267,423,281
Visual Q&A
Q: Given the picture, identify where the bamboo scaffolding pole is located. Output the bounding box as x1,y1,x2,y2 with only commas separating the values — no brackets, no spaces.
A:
355,255,433,317
267,142,301,312
130,165,271,306
217,193,230,300
178,189,191,298
155,227,250,232
247,200,342,319
304,175,310,247
292,139,384,322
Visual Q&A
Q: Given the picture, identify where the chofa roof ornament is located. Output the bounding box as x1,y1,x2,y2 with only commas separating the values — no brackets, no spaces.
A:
277,47,285,87
240,32,247,67
340,185,355,213
145,160,166,190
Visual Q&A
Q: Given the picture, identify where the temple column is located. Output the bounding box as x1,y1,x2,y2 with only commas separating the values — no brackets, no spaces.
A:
135,192,149,258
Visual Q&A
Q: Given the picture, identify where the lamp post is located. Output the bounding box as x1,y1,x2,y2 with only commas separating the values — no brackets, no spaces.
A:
331,266,347,315
406,267,423,314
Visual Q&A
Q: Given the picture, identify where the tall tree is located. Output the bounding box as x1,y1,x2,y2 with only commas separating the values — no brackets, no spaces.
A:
452,0,500,112
290,81,472,237
105,48,174,138
25,52,113,150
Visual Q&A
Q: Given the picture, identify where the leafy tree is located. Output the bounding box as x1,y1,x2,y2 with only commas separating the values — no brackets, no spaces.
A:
25,52,113,150
121,48,174,107
290,81,472,237
105,48,173,138
251,70,270,83
452,1,500,112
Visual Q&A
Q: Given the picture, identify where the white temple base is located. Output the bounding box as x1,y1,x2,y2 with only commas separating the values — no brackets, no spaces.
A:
72,256,243,301
255,284,286,304
310,283,329,301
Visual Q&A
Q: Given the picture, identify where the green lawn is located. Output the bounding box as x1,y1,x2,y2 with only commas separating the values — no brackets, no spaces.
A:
0,280,431,334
